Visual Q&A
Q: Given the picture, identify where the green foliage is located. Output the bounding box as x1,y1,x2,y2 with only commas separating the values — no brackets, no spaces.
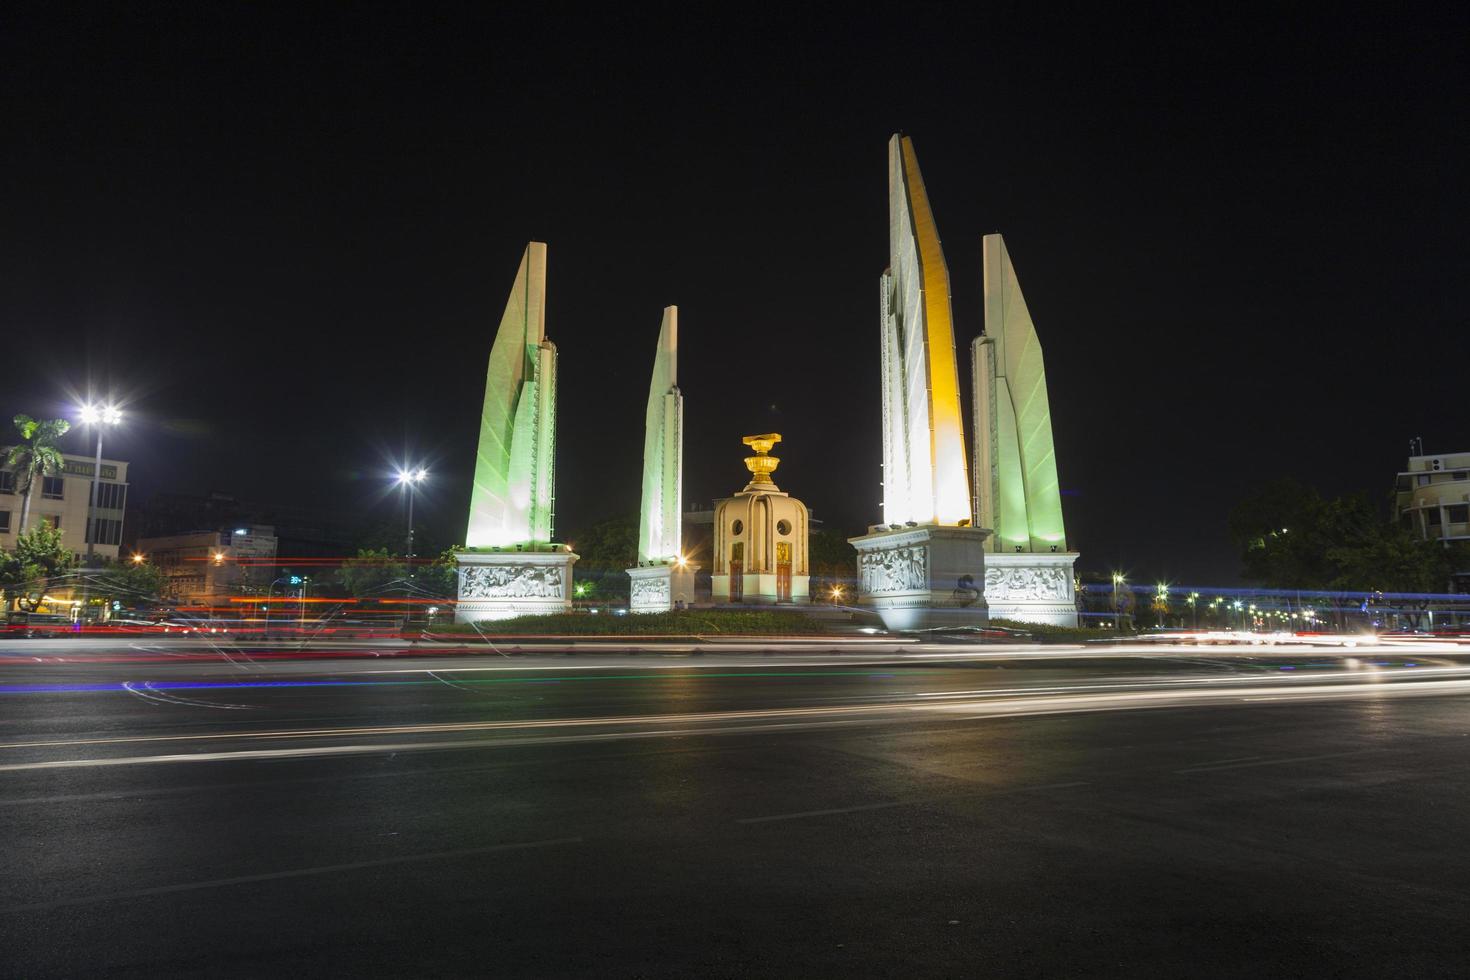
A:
0,524,77,609
409,547,461,599
336,548,408,596
808,528,856,596
566,515,639,598
438,608,832,636
91,559,168,606
6,414,70,532
1229,479,1452,592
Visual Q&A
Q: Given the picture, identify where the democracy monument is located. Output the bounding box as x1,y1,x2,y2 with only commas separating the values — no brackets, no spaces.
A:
625,306,695,613
455,242,578,622
456,136,1076,629
850,135,1077,629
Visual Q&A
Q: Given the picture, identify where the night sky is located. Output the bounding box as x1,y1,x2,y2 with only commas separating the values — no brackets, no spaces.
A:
3,6,1466,582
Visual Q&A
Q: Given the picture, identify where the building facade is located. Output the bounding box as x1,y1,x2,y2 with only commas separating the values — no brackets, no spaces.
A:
137,525,280,606
1395,450,1470,590
0,451,129,561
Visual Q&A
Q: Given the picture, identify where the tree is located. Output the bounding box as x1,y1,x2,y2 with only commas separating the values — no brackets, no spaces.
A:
336,548,409,596
90,559,168,610
5,415,71,533
1228,478,1333,588
809,528,856,600
0,524,77,611
566,516,639,599
1229,480,1453,593
409,547,461,599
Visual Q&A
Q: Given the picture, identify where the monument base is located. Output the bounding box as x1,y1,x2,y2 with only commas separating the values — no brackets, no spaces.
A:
626,563,699,613
710,573,811,605
455,548,579,624
848,524,991,631
983,552,1080,627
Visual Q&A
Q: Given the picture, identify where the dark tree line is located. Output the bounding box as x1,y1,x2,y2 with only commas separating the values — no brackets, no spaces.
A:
1229,478,1458,593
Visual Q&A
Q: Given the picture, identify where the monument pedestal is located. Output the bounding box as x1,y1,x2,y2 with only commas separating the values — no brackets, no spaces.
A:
849,524,991,631
983,552,1079,627
626,563,698,613
455,548,579,624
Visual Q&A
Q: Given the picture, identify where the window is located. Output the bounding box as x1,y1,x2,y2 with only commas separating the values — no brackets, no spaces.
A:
94,482,126,509
41,476,63,500
0,471,13,494
1425,508,1442,527
1455,472,1468,481
776,519,792,535
0,511,9,533
42,514,60,529
1448,505,1470,525
731,519,744,536
1417,475,1431,486
87,518,123,545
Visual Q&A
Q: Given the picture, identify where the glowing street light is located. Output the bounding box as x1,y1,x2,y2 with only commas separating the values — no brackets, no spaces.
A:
396,467,428,574
76,403,122,563
130,553,145,565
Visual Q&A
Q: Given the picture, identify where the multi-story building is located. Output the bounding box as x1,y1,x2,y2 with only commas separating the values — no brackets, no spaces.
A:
0,451,129,561
136,525,280,606
1395,449,1470,591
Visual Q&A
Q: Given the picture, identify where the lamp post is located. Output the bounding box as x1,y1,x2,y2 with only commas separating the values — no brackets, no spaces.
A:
1111,571,1127,630
77,404,122,564
396,468,427,576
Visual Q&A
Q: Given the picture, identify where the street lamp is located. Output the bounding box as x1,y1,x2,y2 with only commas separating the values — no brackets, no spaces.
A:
396,468,428,574
1112,571,1127,629
76,403,122,563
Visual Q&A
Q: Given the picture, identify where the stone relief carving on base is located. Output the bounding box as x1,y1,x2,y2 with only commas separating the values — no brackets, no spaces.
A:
631,577,671,606
460,564,565,599
984,566,1069,601
859,546,928,594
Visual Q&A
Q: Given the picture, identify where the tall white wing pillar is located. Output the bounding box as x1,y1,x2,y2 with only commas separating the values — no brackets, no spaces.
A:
878,134,972,527
973,233,1067,553
970,233,1077,626
465,242,559,549
638,307,683,564
628,306,694,612
457,242,577,623
856,135,989,631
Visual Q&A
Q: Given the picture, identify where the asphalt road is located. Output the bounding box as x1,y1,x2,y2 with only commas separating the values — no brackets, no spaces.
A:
3,643,1470,978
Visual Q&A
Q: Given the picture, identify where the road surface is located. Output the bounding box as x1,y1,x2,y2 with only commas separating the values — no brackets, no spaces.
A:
3,641,1468,977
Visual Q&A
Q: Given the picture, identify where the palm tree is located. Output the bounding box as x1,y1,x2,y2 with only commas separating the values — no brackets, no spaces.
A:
5,415,71,533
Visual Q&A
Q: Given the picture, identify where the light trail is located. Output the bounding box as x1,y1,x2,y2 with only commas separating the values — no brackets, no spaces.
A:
3,671,1469,772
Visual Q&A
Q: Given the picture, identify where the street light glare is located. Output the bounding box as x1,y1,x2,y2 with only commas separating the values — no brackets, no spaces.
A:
78,404,122,425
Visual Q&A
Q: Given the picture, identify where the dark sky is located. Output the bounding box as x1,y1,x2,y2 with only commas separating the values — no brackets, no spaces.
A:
3,5,1466,583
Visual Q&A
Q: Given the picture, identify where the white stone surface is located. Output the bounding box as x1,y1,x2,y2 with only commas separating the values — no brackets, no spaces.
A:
626,563,697,614
972,233,1068,555
454,549,578,623
879,135,972,528
466,242,559,549
636,306,683,565
849,524,990,631
982,551,1079,627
